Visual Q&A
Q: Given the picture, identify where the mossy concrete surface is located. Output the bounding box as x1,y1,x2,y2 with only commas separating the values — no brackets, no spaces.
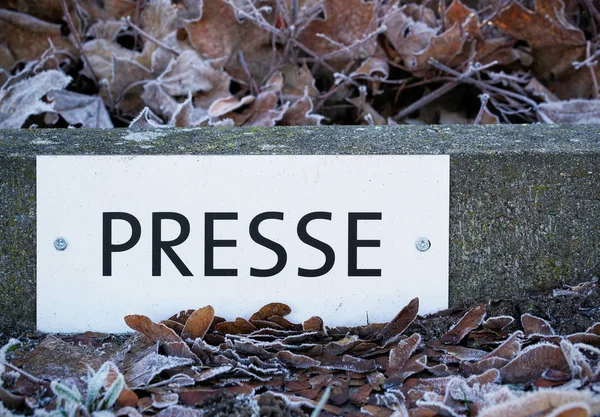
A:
1,125,599,339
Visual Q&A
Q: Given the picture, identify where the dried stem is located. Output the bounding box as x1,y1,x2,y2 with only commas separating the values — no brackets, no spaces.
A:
124,17,180,56
60,0,98,84
473,93,489,124
238,52,259,94
393,82,458,121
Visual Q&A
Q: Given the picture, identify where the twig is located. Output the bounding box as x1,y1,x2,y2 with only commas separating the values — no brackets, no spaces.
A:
123,17,180,56
60,0,98,84
473,94,489,124
310,386,332,417
316,25,386,59
573,41,600,98
393,82,458,121
429,59,538,108
238,52,259,94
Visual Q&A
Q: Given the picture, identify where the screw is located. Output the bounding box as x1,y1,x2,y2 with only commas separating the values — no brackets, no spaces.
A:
415,238,431,252
54,237,68,251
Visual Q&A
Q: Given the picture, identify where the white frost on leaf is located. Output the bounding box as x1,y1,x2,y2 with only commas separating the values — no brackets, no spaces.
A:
0,70,71,128
47,90,113,128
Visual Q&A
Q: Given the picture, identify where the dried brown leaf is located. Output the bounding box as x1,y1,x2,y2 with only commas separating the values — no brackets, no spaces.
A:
493,0,585,79
377,298,419,342
387,333,421,375
478,390,600,417
181,305,215,340
182,0,274,80
482,316,514,331
298,0,378,68
483,331,523,361
280,89,324,126
0,9,76,64
276,351,320,369
522,313,556,336
499,342,570,384
250,302,292,321
441,304,486,344
303,316,325,332
215,317,257,335
537,99,600,124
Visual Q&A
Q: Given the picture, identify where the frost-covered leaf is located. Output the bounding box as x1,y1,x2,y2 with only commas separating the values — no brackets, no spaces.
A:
47,90,113,128
51,381,83,404
123,315,197,361
377,298,419,342
124,351,194,388
537,100,600,124
182,0,274,80
441,304,486,344
0,9,76,64
522,313,556,336
0,70,71,128
493,0,585,79
298,0,378,68
499,342,570,384
250,303,292,322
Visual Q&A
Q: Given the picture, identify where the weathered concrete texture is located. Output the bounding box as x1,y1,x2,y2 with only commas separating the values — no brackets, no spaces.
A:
1,125,599,339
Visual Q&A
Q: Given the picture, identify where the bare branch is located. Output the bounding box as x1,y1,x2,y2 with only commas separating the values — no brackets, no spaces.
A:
60,0,98,84
123,16,180,56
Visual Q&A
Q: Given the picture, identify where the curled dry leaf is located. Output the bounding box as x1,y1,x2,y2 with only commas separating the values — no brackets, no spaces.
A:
493,0,585,79
47,90,114,128
0,9,76,65
537,100,600,124
181,0,274,80
298,0,378,68
303,316,324,332
478,390,600,417
276,351,320,369
441,304,486,344
499,342,570,384
215,318,257,335
522,313,556,336
250,303,292,322
387,333,421,375
482,316,514,331
181,305,215,341
123,314,198,361
0,70,71,128
377,298,419,343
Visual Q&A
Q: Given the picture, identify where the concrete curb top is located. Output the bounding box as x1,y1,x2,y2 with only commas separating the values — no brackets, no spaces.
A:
1,125,599,156
1,125,599,340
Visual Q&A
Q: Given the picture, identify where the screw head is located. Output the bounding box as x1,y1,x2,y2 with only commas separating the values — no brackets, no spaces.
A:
54,237,68,251
415,238,431,252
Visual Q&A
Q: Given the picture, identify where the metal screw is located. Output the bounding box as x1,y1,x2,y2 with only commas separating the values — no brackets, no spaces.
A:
54,237,68,251
415,238,431,252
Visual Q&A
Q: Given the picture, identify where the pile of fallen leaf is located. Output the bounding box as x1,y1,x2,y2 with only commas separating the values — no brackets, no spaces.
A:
1,0,600,128
2,279,600,417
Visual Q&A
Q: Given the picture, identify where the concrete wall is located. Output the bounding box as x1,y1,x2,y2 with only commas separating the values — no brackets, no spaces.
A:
1,125,599,339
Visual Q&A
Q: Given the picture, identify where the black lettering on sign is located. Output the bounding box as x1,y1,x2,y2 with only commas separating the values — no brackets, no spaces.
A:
102,212,141,276
348,212,382,277
205,212,238,276
297,212,335,277
250,212,287,277
152,212,193,276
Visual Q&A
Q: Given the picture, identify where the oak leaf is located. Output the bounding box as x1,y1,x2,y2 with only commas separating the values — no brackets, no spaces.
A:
298,0,378,68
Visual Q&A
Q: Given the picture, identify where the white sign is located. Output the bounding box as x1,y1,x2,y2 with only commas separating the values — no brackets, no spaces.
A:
37,155,449,333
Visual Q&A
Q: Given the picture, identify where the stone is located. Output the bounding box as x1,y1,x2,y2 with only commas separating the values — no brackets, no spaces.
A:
1,125,599,341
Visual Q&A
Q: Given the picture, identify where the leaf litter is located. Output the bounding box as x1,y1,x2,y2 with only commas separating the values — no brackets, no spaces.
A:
2,278,600,416
3,0,600,127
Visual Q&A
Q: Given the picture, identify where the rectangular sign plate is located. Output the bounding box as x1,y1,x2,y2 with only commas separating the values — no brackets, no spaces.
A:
37,155,449,333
